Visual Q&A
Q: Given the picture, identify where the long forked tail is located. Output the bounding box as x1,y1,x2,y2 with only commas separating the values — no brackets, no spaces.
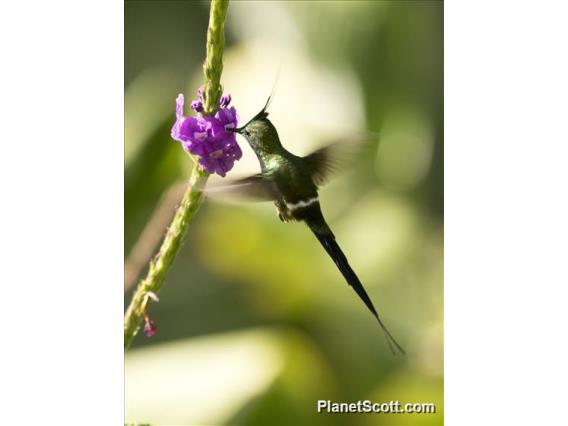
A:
307,216,405,355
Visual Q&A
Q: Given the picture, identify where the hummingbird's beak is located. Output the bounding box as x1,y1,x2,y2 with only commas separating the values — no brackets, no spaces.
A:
227,126,242,134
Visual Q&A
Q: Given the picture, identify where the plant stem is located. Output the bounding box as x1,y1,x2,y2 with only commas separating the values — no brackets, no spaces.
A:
124,0,230,350
203,0,229,114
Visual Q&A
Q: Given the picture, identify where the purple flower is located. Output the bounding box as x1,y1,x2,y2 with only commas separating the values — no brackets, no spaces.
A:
171,89,242,177
215,107,238,131
171,94,187,142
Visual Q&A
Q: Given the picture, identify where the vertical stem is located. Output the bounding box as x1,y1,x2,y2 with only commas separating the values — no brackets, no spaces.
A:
124,0,230,350
203,0,229,114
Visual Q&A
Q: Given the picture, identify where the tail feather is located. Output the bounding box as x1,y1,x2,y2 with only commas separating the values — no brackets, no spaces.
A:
307,217,405,355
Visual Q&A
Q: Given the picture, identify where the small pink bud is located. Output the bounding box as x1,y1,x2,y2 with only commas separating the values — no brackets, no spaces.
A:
144,317,157,337
219,93,231,108
191,100,204,113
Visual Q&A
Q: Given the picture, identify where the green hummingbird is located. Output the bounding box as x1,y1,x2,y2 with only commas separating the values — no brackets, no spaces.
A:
220,100,405,355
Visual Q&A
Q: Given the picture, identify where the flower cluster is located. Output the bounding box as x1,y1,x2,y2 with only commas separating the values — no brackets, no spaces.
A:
171,88,242,177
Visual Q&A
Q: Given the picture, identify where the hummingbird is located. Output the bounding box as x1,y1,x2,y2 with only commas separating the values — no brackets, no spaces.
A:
218,99,405,354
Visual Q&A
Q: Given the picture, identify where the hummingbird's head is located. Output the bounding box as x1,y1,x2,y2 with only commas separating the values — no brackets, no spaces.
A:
230,98,282,154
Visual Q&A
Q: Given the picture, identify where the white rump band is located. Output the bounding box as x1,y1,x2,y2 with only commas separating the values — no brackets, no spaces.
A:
285,197,319,211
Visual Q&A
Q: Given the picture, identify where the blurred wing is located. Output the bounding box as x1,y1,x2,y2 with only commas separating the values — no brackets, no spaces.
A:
303,134,377,186
303,145,337,186
203,174,277,202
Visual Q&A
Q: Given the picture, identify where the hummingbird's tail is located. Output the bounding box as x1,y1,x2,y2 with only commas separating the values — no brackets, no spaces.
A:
306,214,406,355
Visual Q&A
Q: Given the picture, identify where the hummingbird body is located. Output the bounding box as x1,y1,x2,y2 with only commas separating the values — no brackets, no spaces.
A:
260,154,320,223
226,105,405,354
238,115,322,222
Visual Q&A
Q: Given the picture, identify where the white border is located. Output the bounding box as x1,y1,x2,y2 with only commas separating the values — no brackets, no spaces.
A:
446,1,568,424
1,1,568,424
0,0,123,423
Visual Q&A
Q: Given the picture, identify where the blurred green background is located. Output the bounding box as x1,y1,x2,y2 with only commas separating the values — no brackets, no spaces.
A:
125,1,443,425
